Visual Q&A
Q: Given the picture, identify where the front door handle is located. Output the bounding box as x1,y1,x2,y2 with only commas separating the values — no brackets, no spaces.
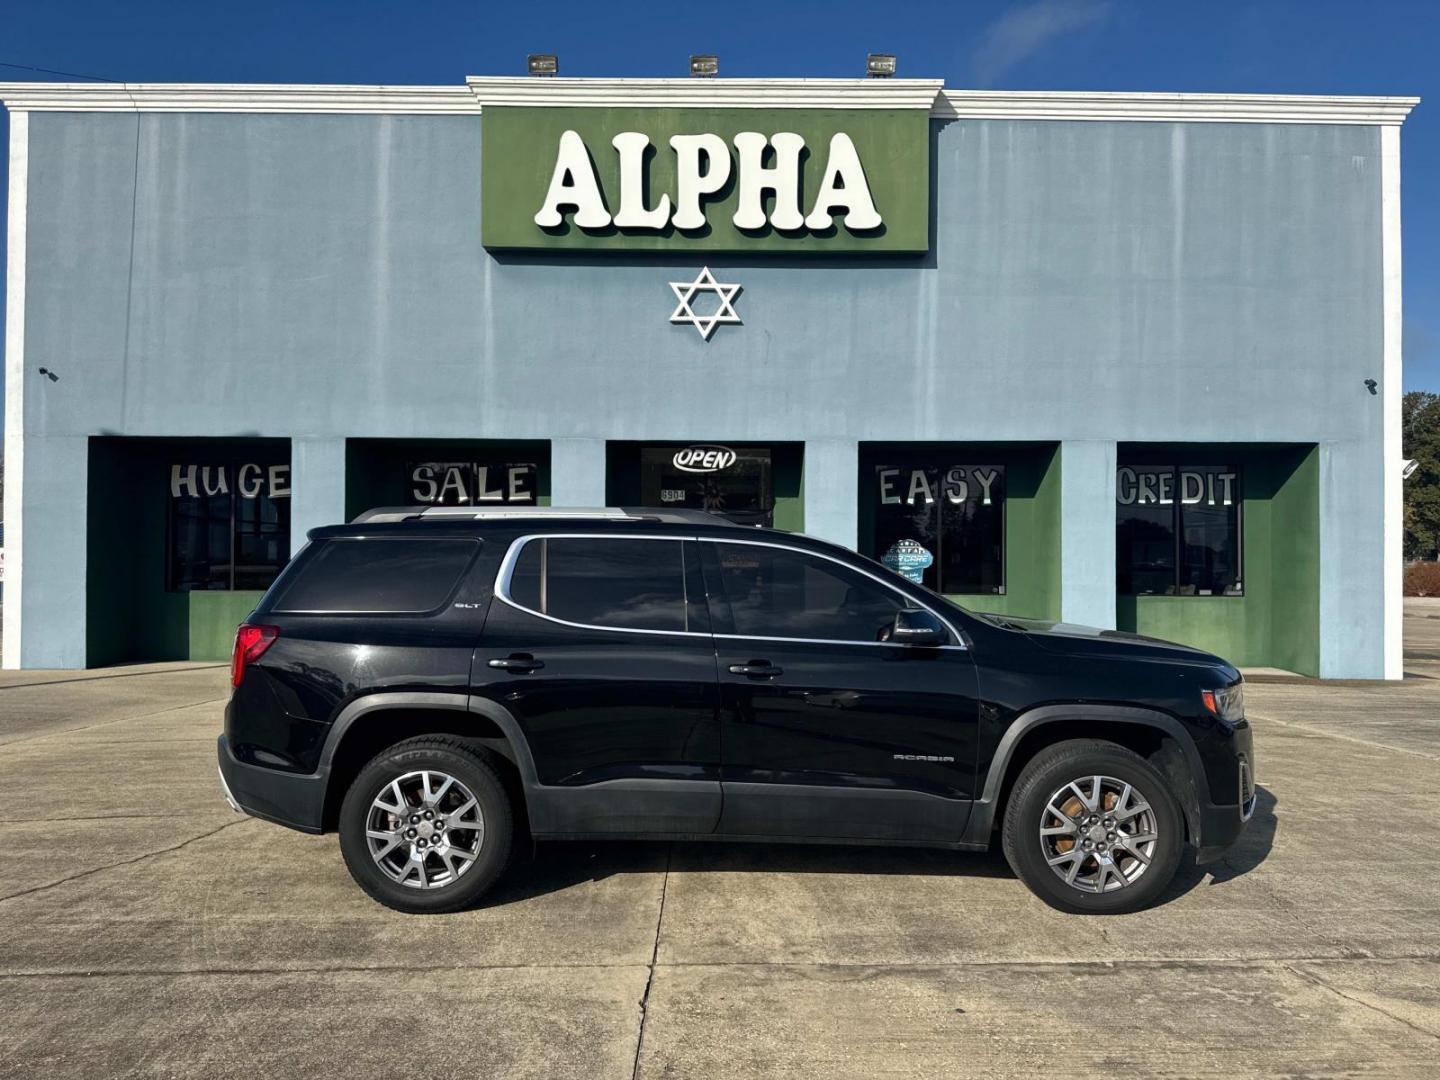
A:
728,661,783,678
487,654,544,674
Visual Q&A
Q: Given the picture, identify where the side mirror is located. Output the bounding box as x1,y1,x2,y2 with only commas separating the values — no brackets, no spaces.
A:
891,607,946,646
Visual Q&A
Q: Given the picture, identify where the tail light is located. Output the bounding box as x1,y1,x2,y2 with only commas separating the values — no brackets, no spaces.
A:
231,624,280,688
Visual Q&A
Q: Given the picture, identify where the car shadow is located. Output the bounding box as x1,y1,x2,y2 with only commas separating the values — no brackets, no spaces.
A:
1155,785,1278,903
1196,785,1278,883
480,838,1017,908
480,790,1278,910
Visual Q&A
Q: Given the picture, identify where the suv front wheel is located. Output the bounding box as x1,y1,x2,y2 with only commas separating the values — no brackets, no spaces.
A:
338,736,514,914
1002,739,1184,914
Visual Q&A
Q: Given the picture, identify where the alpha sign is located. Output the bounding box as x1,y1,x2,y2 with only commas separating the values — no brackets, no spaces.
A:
481,106,930,253
535,130,881,234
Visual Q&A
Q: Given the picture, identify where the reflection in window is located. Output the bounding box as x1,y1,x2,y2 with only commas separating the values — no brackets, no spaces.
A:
709,543,904,643
272,538,478,613
863,464,1005,595
511,538,688,633
1116,466,1242,596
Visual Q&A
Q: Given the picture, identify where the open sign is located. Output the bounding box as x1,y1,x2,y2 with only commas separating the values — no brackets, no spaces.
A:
672,445,738,473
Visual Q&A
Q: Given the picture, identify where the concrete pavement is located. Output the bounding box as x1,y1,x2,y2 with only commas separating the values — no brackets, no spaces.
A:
1,619,1439,1077
1406,596,1440,659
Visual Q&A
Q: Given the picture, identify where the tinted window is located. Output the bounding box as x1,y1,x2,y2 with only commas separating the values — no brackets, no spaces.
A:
638,445,775,526
1117,466,1242,596
507,538,688,633
863,462,1005,595
168,460,291,592
271,538,478,613
710,543,906,643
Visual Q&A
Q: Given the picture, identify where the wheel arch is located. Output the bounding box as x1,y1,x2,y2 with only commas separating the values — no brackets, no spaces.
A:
318,693,538,832
963,705,1204,848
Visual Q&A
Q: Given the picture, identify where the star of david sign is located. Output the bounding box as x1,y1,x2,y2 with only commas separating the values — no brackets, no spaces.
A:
668,266,743,340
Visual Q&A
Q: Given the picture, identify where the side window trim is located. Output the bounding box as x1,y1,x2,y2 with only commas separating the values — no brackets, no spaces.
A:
700,537,968,650
493,533,709,639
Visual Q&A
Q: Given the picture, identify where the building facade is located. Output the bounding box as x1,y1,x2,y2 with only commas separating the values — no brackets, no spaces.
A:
0,77,1417,676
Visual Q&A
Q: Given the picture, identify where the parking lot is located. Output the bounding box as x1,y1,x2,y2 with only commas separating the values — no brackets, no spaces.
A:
2,609,1439,1078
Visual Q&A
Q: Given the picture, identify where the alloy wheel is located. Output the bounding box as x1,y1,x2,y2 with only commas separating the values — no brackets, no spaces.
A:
1039,775,1158,894
365,769,485,890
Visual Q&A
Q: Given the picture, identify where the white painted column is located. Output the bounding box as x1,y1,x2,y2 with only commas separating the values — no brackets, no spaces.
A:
3,110,29,668
803,438,858,548
1318,443,1388,679
1380,123,1404,679
3,112,29,669
290,437,347,553
549,437,608,507
12,436,88,669
1060,440,1117,629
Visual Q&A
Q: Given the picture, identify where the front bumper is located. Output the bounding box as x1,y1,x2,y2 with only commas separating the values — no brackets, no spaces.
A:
217,735,327,834
1193,727,1257,864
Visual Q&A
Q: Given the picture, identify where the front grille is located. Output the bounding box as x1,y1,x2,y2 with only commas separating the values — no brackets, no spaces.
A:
1239,759,1257,823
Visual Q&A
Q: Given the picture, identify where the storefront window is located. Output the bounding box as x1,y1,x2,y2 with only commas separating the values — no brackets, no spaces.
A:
1116,466,1242,596
168,462,291,591
862,463,1006,594
638,445,774,526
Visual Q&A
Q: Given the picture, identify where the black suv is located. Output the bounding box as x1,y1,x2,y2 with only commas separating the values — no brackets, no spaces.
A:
218,507,1255,915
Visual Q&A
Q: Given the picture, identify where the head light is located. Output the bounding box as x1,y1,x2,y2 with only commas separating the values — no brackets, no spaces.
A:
1201,682,1245,722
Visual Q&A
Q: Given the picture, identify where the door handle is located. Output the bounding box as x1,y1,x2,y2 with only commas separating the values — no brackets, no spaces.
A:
487,655,544,674
728,661,783,678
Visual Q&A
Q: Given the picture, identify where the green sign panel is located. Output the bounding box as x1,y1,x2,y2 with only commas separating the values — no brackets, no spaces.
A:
481,106,930,253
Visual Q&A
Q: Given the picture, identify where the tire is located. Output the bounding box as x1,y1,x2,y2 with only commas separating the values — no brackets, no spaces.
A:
1001,739,1184,915
338,736,514,914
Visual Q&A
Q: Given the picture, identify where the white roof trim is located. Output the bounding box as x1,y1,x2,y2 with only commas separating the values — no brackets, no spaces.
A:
933,89,1419,126
0,82,480,114
465,76,945,109
0,80,1419,125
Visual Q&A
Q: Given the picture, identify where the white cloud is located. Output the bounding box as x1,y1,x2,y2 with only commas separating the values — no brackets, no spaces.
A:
970,0,1115,87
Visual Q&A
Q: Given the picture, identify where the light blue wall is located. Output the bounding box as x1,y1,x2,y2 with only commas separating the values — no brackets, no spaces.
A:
14,112,1387,672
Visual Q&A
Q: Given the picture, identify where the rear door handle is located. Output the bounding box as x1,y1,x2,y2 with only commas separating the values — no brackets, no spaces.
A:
487,655,544,674
728,661,783,678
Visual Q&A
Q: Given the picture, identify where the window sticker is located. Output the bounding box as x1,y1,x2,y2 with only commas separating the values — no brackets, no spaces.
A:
882,539,935,585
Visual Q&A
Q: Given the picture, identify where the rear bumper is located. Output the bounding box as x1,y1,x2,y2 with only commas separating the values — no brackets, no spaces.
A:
217,735,326,834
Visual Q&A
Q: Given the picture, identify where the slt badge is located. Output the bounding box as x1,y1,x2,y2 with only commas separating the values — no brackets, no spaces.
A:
669,266,742,341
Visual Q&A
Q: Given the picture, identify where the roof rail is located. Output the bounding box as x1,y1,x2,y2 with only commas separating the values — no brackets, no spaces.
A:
348,506,741,526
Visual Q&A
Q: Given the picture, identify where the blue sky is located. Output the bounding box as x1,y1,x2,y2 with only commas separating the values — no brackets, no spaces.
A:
2,0,1438,390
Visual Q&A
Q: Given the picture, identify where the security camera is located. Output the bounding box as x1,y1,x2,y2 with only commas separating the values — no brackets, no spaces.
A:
1402,458,1419,480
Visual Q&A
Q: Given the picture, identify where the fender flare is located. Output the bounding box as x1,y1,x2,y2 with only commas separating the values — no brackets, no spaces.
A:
960,704,1204,847
317,691,540,792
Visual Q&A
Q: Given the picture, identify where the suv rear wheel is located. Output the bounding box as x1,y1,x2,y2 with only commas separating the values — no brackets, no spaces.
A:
1002,739,1183,914
338,736,513,914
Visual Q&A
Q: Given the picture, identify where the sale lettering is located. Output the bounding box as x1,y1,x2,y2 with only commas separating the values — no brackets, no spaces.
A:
534,130,882,235
1116,468,1237,507
410,463,537,505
